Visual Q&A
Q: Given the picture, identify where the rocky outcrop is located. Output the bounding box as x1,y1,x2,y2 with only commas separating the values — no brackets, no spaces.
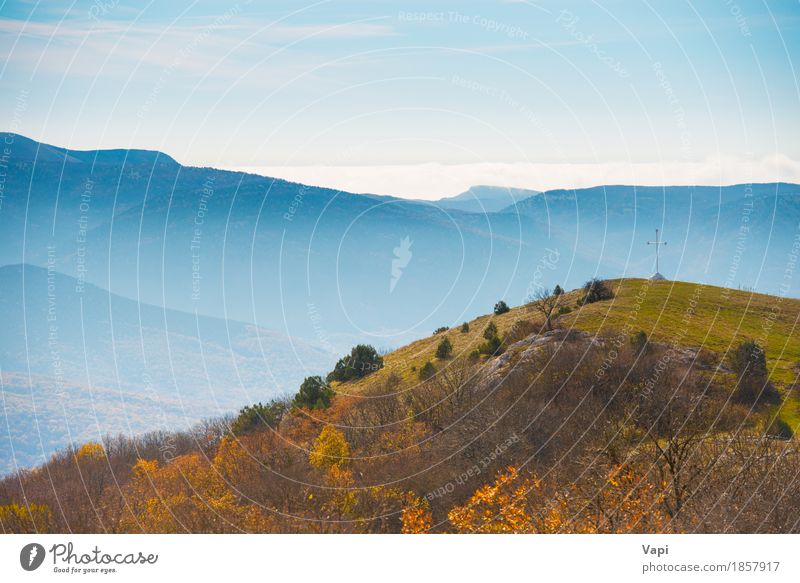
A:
479,328,591,389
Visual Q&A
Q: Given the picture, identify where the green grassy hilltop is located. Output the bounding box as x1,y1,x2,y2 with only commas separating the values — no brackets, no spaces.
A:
564,279,800,384
339,278,800,429
562,279,800,430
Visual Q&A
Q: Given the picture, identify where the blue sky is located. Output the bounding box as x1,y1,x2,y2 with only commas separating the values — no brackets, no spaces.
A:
1,0,799,198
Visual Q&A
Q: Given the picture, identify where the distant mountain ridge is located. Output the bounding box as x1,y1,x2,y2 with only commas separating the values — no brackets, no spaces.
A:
2,132,178,166
1,132,798,353
0,263,335,473
432,185,541,213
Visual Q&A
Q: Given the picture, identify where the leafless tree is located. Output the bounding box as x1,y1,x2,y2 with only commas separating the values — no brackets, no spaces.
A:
530,287,562,331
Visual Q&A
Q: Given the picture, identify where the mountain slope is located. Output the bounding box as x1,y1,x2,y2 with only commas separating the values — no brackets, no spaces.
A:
339,278,800,392
328,277,800,433
2,279,799,534
0,264,335,473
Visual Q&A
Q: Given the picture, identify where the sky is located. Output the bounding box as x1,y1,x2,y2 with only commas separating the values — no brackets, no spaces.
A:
1,0,799,199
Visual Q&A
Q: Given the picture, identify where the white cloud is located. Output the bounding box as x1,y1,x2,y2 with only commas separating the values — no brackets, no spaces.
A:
225,155,800,200
0,16,395,41
0,16,396,75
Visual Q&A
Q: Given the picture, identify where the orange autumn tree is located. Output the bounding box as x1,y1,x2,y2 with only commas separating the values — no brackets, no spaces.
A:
306,424,429,532
213,435,263,487
118,454,271,533
73,441,109,510
448,466,562,533
400,493,433,534
448,465,671,534
565,465,671,533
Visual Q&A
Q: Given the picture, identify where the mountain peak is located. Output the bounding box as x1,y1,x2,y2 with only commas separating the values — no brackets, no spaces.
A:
433,185,540,213
1,132,179,167
446,184,540,202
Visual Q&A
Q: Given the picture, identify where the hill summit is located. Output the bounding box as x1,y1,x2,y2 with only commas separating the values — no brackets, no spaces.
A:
2,132,178,166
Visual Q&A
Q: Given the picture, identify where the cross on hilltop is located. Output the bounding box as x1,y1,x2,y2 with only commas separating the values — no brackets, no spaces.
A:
647,228,667,281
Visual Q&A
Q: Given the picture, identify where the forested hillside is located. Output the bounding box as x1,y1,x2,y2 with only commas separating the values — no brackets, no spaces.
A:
2,279,799,533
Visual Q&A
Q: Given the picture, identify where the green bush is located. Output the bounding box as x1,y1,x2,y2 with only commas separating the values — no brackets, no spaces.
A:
557,305,572,315
468,349,481,362
327,344,384,382
730,340,768,379
553,284,564,296
478,335,503,356
460,322,470,333
483,321,498,340
578,278,613,305
293,376,335,409
767,417,794,440
419,361,437,381
729,340,780,405
231,399,288,435
436,337,453,359
433,326,449,335
631,330,648,353
494,300,510,315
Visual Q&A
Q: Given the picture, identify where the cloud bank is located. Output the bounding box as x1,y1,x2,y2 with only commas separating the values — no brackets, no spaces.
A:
228,155,800,200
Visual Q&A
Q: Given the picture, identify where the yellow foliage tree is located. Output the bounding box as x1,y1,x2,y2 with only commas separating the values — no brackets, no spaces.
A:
213,436,256,485
448,466,561,533
75,442,106,462
0,503,55,533
119,454,271,533
315,468,413,533
449,465,671,534
324,464,359,517
567,465,670,533
309,425,350,470
400,493,433,534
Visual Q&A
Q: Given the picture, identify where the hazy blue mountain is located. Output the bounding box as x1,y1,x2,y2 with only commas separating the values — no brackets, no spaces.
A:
501,183,800,293
2,134,800,471
0,132,179,166
0,133,535,351
0,264,335,473
432,185,540,213
2,133,799,356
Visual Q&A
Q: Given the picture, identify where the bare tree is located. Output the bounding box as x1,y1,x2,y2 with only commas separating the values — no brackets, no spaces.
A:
530,287,562,331
631,370,743,519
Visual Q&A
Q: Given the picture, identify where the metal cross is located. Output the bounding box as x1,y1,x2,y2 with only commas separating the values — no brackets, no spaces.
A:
647,228,667,275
